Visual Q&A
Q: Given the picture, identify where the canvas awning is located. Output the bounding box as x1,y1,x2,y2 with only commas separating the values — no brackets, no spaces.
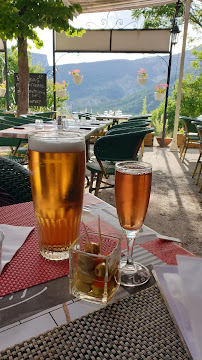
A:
63,0,177,13
56,29,171,53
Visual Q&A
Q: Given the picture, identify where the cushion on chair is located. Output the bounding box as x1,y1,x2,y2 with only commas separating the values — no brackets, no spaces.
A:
86,160,115,175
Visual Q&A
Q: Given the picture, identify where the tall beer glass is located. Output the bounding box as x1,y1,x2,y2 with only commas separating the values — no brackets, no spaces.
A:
28,131,86,261
115,161,152,286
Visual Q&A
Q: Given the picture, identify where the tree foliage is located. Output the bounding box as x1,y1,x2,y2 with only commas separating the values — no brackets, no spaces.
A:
0,0,83,115
0,48,43,109
141,96,147,114
151,47,202,135
132,1,202,29
0,0,83,45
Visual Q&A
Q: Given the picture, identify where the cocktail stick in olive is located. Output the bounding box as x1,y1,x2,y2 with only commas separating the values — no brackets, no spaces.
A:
84,242,100,255
94,262,106,277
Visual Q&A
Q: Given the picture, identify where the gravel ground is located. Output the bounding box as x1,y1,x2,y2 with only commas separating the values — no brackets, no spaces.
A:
87,140,202,257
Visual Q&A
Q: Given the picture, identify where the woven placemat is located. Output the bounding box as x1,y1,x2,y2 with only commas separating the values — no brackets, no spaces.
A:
0,285,191,360
0,201,120,297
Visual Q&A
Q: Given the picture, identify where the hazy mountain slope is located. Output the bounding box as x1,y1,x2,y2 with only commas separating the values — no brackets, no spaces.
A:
31,50,197,114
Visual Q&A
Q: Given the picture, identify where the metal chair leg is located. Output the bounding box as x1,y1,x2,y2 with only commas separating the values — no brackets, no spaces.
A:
195,164,202,185
192,153,201,178
85,175,89,188
182,139,188,161
179,136,185,158
95,173,103,197
89,173,95,193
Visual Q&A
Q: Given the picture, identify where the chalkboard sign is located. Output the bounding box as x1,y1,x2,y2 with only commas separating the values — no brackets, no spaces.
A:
14,73,47,106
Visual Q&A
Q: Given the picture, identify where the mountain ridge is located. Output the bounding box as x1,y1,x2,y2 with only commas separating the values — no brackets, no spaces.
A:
31,50,198,114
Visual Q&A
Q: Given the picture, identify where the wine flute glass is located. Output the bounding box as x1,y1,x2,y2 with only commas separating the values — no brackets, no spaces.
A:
115,160,152,287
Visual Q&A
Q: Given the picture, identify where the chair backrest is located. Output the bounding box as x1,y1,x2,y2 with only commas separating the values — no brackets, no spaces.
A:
0,118,17,128
107,121,151,134
34,111,56,119
180,116,198,133
0,157,32,205
107,126,154,136
94,129,150,162
120,119,151,126
196,125,202,142
0,115,25,126
0,123,22,147
128,114,151,120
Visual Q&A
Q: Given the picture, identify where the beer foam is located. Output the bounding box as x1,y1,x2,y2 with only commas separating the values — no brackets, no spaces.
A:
115,161,152,175
28,131,85,153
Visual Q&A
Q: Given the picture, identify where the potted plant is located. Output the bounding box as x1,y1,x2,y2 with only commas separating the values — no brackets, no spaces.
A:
137,68,148,85
153,114,172,147
54,80,68,97
0,81,6,97
69,69,83,85
154,84,168,101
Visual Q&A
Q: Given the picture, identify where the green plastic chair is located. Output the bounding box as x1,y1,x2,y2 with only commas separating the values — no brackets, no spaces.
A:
0,123,27,163
128,114,151,120
179,116,199,161
34,111,57,119
86,128,152,196
107,120,151,134
0,157,32,206
192,124,202,185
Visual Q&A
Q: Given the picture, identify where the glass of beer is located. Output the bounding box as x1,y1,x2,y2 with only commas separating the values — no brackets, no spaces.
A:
28,131,86,261
115,161,152,286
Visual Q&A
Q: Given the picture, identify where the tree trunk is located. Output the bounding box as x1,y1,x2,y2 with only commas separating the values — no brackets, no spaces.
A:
17,36,29,117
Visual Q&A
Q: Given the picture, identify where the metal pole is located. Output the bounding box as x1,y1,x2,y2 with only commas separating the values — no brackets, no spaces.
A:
170,0,191,151
161,0,181,147
4,41,10,111
161,43,173,147
52,30,56,112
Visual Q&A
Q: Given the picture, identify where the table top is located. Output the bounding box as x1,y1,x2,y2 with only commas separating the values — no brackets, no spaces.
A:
0,120,112,140
96,114,132,120
0,193,193,355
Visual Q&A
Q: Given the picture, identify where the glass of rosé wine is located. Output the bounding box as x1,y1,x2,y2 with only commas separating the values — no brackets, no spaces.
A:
115,161,152,287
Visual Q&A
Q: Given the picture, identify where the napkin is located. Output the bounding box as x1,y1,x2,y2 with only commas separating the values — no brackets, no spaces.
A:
0,224,34,274
177,255,202,359
154,256,202,360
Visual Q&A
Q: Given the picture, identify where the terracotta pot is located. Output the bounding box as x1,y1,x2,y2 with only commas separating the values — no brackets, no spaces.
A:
73,75,83,85
156,137,172,147
0,88,6,97
154,92,165,101
137,76,147,85
56,89,66,98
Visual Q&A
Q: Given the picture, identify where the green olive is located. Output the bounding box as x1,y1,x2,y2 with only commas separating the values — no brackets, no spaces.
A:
91,284,104,297
84,242,100,255
76,267,95,284
94,262,106,277
75,279,91,293
77,254,95,271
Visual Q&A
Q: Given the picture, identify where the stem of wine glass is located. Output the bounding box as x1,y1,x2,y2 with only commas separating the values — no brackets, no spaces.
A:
124,229,139,267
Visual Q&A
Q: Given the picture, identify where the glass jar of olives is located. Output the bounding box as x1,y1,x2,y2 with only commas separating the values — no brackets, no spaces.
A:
69,232,122,303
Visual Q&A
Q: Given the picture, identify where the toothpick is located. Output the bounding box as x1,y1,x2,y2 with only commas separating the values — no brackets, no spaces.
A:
82,221,92,252
98,215,102,255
